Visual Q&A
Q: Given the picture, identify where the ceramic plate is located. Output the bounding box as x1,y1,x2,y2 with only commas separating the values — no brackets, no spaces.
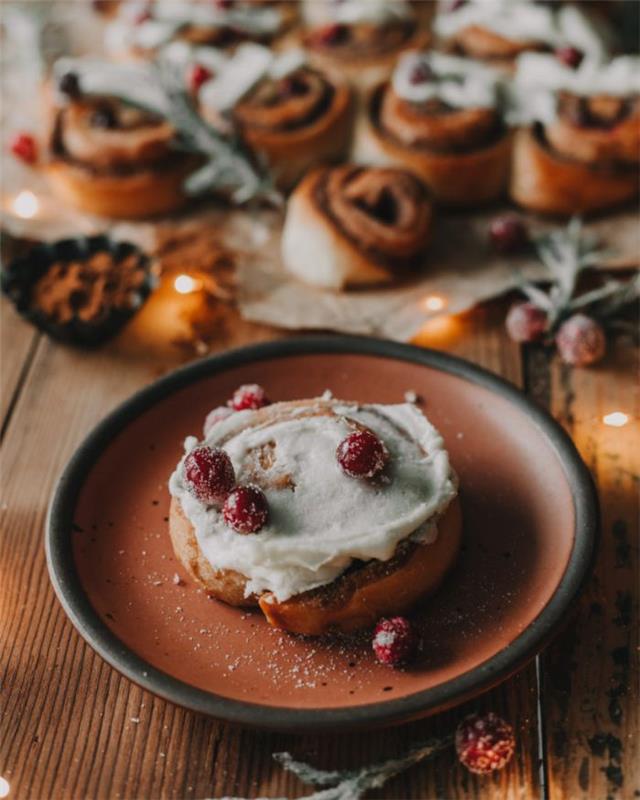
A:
46,336,598,731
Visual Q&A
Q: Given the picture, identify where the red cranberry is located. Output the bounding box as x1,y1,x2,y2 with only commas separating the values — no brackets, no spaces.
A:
215,0,234,8
184,445,236,505
505,302,547,343
134,7,152,24
489,215,529,254
189,63,213,93
555,314,606,367
448,0,467,12
223,485,269,534
315,23,349,47
230,383,270,411
10,133,37,165
372,617,417,666
555,46,584,69
409,62,434,85
455,712,516,774
336,429,389,479
203,405,234,436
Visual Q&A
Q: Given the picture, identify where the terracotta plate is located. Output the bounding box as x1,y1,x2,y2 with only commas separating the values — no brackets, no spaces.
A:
46,336,598,731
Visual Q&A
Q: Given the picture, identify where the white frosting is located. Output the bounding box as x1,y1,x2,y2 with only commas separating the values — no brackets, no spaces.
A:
392,51,502,109
435,1,609,63
168,401,458,601
510,54,640,125
332,0,412,25
52,57,171,117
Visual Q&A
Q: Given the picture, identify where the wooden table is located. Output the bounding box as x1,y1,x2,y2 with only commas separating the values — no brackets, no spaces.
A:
1,273,638,799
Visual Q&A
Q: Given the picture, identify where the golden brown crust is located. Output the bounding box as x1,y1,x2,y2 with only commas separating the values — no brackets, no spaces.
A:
168,494,462,634
355,84,512,207
449,24,546,64
510,125,639,216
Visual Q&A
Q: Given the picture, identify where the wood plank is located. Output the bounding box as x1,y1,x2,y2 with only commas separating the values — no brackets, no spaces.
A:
540,335,639,800
0,299,39,433
1,298,546,799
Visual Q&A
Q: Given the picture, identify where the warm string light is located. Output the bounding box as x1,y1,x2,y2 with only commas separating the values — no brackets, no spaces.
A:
0,777,10,798
173,274,201,294
422,294,447,313
11,190,39,219
603,412,630,428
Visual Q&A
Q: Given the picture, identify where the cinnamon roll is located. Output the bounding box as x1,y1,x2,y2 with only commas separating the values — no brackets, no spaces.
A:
510,54,640,215
192,45,353,189
281,165,433,289
355,51,512,206
105,0,296,60
46,59,197,218
434,0,609,69
303,0,428,90
168,397,461,635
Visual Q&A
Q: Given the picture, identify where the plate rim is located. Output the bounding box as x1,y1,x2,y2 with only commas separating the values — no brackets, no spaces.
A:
45,335,599,731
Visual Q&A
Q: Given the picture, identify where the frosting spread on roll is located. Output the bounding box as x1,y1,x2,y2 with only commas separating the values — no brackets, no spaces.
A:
169,400,457,601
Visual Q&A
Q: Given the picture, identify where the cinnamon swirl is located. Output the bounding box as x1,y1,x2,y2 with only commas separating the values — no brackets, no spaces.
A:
510,54,640,215
355,51,512,206
46,59,197,218
281,165,433,289
168,397,461,635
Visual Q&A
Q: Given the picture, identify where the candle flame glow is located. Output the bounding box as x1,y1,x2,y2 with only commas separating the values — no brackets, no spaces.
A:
12,190,39,219
174,274,199,294
0,776,10,798
423,295,446,312
603,412,629,428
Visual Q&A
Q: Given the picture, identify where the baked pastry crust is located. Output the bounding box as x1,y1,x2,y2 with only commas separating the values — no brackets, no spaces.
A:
355,83,512,207
510,125,639,216
169,495,462,635
281,165,433,289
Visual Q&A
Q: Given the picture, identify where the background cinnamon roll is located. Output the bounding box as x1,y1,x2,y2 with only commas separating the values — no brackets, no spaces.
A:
281,165,433,289
355,51,511,206
303,0,429,91
193,45,353,189
510,54,640,215
434,0,609,69
46,59,197,218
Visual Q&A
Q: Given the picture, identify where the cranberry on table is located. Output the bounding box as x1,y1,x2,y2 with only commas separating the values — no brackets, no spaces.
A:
372,616,417,667
10,133,38,165
455,712,516,774
184,445,236,505
555,46,584,69
555,314,606,367
489,215,529,254
203,405,234,436
223,485,269,534
230,383,270,411
189,64,213,93
336,429,389,479
505,302,547,343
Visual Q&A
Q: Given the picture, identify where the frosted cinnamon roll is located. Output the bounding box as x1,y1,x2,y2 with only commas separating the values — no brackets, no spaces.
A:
304,0,428,91
510,54,640,215
355,51,511,206
281,165,432,289
434,0,609,69
188,44,353,189
105,0,295,60
45,59,198,218
168,397,461,635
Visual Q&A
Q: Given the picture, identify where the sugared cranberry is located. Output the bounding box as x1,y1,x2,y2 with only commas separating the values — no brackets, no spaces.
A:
223,485,269,534
455,712,516,774
315,23,349,47
505,302,547,343
336,429,389,479
203,405,234,436
555,46,584,69
90,106,117,129
189,63,213,93
230,383,270,411
555,314,606,367
10,133,37,165
184,445,236,505
409,62,434,85
372,617,417,666
489,215,529,254
58,71,82,98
